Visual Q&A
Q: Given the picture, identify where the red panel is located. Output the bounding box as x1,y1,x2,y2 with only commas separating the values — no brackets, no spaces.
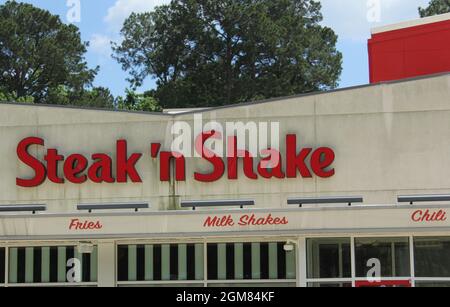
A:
369,19,450,83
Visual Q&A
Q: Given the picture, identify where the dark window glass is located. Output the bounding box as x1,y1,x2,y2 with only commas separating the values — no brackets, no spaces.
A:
414,237,450,277
117,245,129,282
307,238,351,279
33,247,42,283
355,237,410,278
186,244,196,280
225,244,235,280
243,243,252,280
207,244,218,280
136,245,145,281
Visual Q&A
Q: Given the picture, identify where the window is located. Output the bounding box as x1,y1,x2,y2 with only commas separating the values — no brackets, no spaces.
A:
8,245,97,284
414,237,450,278
307,238,351,279
117,244,204,282
355,237,410,278
206,242,296,281
0,248,5,284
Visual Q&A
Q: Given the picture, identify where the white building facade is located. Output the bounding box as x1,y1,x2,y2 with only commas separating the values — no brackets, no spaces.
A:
0,73,450,287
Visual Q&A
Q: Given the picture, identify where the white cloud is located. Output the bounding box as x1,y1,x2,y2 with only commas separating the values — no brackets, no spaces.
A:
105,0,170,31
89,34,112,57
320,0,430,41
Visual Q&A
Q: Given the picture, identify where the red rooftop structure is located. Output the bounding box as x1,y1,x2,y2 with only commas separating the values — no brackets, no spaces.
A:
369,13,450,83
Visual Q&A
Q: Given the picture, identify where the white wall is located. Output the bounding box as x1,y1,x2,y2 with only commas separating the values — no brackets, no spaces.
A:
1,73,449,212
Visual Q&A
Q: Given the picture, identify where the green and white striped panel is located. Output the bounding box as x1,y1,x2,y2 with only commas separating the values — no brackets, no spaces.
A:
117,244,204,282
8,246,97,284
207,242,296,280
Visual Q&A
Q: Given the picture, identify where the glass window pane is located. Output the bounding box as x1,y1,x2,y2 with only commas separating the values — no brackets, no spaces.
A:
0,248,5,284
206,242,296,281
307,238,351,279
414,237,450,277
355,237,410,278
117,244,204,282
8,245,97,284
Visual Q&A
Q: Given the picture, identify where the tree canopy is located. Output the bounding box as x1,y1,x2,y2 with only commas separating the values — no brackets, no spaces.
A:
113,0,342,109
116,89,163,112
419,0,450,17
0,1,97,103
45,86,116,109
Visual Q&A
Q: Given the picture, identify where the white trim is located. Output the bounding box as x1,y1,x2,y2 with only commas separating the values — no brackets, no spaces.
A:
2,203,450,219
350,237,356,287
414,277,450,281
116,280,205,286
409,236,416,287
116,279,296,286
203,239,208,287
305,278,352,283
371,12,450,34
354,277,411,281
4,247,7,287
6,282,97,287
204,279,296,284
298,238,307,287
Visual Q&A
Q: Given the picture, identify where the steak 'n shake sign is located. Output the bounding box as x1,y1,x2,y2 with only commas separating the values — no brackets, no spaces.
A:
15,117,335,187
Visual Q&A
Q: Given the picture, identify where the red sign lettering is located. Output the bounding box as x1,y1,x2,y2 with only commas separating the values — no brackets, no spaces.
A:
69,219,103,230
16,134,335,187
411,209,447,222
203,214,289,228
16,137,142,187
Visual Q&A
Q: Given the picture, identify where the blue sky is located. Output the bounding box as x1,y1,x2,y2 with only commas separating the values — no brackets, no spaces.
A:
0,0,431,97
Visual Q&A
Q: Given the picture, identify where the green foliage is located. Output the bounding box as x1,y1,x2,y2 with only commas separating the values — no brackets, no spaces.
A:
113,0,342,109
45,86,115,109
0,88,34,103
419,0,450,17
0,1,98,103
116,89,162,112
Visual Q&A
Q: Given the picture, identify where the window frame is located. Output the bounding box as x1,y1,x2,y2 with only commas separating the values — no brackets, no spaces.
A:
115,237,298,287
0,242,99,287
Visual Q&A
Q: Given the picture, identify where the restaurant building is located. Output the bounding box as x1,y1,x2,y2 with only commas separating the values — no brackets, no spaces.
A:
0,14,449,287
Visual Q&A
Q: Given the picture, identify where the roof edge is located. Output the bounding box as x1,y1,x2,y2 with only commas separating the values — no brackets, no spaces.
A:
371,12,450,35
1,72,449,118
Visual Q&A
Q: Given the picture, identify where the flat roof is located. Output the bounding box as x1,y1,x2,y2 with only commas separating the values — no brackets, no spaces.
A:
371,12,450,35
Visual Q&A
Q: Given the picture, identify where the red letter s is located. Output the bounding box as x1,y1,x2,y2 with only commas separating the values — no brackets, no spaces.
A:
194,131,225,182
16,137,46,187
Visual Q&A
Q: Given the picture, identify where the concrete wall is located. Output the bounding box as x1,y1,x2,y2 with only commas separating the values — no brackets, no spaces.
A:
0,73,449,212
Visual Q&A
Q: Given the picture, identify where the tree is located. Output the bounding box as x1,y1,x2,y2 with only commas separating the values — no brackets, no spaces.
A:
419,0,450,17
113,0,342,109
46,86,116,109
0,87,34,103
116,89,162,112
0,89,34,103
0,1,98,103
